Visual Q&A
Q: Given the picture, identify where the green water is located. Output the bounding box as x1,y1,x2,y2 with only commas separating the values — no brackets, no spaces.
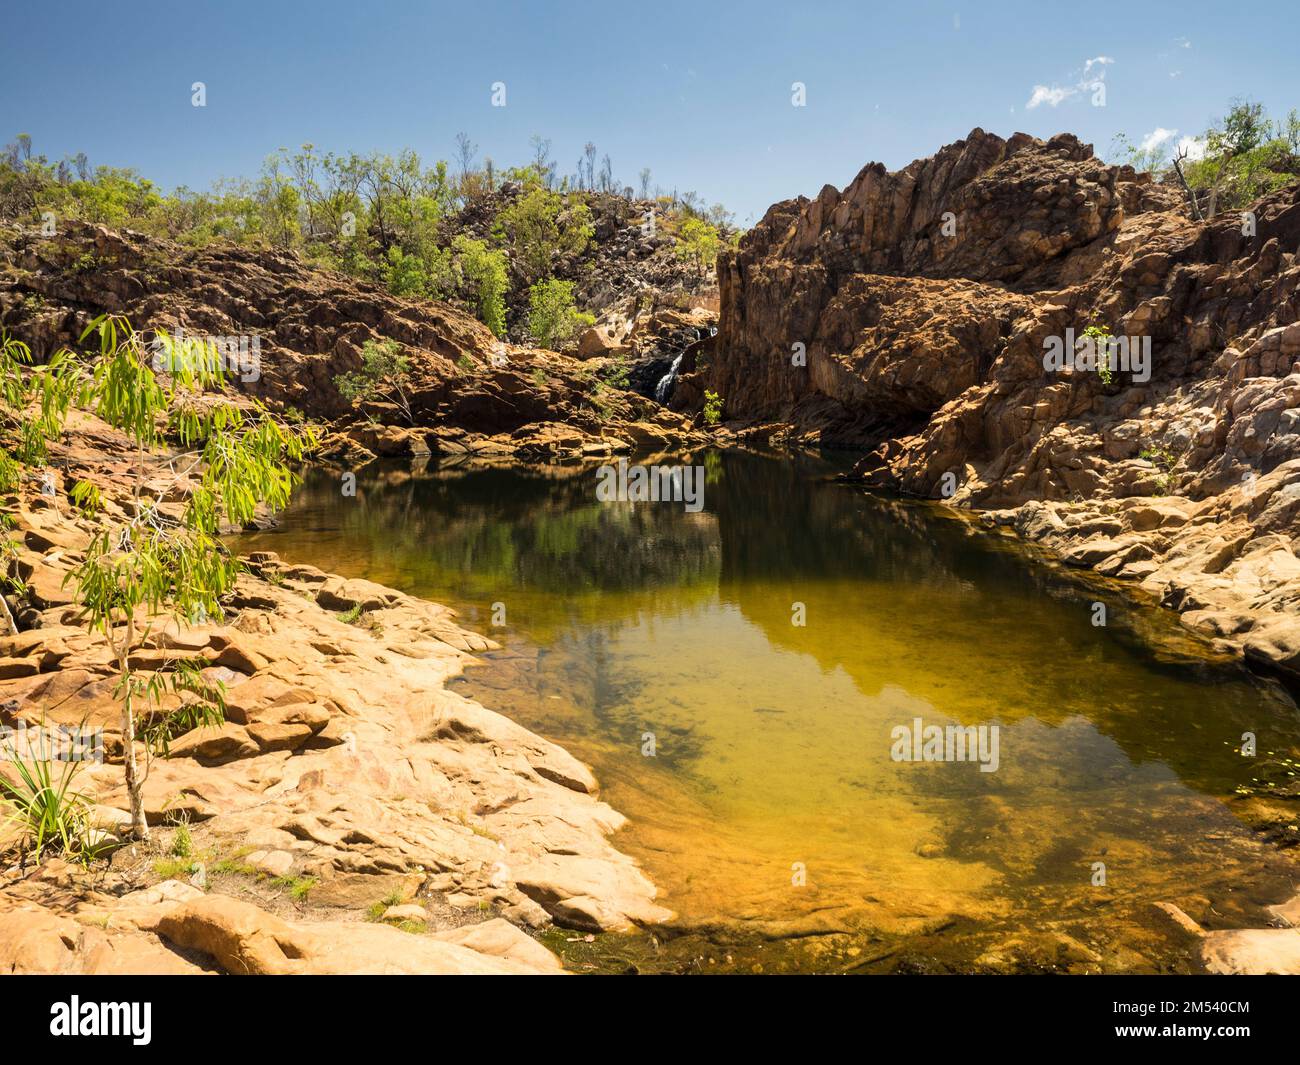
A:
240,450,1300,973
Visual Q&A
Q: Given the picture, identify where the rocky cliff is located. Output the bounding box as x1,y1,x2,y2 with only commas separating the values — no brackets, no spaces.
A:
690,128,1300,680
0,220,708,462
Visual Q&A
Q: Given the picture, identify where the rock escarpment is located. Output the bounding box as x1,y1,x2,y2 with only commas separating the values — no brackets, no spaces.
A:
693,128,1300,680
0,220,707,460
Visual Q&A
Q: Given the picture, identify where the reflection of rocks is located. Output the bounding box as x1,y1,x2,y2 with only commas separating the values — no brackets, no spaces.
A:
316,415,710,467
259,459,723,600
972,467,1300,685
417,451,1300,973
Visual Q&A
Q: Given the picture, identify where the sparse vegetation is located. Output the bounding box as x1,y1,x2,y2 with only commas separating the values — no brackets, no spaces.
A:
1081,324,1115,386
270,874,317,900
1114,98,1300,220
703,389,724,426
153,857,197,878
0,741,98,863
602,353,630,390
1140,445,1182,493
336,603,364,625
0,134,735,345
366,890,408,922
169,815,193,858
333,337,415,425
675,217,721,278
210,856,258,877
495,181,593,281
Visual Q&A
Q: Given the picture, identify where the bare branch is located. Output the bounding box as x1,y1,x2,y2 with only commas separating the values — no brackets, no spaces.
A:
1171,147,1204,223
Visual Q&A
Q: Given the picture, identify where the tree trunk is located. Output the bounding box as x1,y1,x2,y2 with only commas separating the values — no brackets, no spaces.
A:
1206,152,1235,221
121,693,149,842
0,592,18,637
1171,156,1204,222
118,612,150,843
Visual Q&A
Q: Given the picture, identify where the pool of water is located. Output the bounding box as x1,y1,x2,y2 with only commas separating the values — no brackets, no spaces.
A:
239,450,1300,973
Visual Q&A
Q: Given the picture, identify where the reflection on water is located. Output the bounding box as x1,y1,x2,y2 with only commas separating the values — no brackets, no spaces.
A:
240,451,1300,973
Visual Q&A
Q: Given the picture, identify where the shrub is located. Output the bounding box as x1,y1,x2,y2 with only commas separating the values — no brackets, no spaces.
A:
675,217,721,277
526,279,594,349
0,747,96,862
385,247,428,298
1115,99,1300,219
1081,324,1115,386
452,236,508,337
1140,446,1181,493
170,817,193,858
495,187,593,280
602,353,630,390
333,337,415,424
703,389,724,425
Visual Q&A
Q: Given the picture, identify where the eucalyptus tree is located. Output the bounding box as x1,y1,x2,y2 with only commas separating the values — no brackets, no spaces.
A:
1,316,313,842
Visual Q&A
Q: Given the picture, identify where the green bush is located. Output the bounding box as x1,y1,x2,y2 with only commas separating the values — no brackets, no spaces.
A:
333,337,415,424
453,236,508,337
496,187,593,280
0,134,732,342
675,217,721,277
0,746,97,862
1081,324,1114,386
1115,99,1300,218
526,279,594,349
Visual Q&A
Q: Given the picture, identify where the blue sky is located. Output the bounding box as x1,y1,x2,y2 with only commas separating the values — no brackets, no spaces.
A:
1,0,1296,224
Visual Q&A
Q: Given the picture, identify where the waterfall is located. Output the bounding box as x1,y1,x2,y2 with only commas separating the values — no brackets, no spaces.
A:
654,354,683,404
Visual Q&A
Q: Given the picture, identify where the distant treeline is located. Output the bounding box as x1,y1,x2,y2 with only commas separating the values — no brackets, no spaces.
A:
0,134,738,344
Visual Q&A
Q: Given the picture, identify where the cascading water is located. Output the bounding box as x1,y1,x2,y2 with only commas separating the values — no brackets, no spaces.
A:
654,354,683,404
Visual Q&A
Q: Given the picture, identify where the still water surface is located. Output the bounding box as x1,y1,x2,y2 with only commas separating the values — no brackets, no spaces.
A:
241,451,1300,972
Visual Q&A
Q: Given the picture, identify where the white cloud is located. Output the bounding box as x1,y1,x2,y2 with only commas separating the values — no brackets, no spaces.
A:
1140,127,1178,151
1174,36,1192,49
1177,136,1206,161
1026,56,1116,109
1027,84,1072,109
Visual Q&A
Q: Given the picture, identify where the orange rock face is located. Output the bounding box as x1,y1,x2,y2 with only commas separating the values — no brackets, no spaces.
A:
691,128,1300,679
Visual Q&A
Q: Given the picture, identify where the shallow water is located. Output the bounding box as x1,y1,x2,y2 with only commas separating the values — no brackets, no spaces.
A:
240,450,1300,973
